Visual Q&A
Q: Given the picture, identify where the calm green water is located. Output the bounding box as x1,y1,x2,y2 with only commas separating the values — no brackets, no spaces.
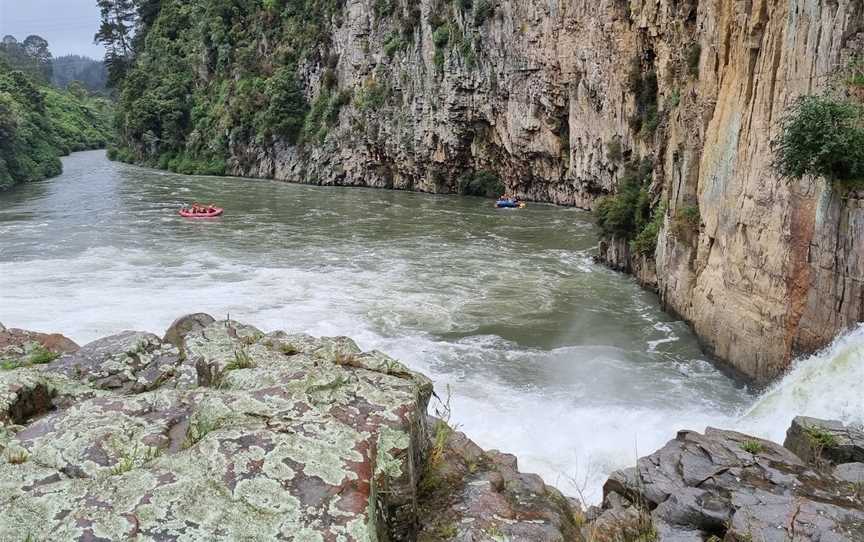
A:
0,150,759,500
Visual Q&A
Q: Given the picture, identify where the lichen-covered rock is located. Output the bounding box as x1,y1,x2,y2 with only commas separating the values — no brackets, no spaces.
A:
0,319,435,541
593,427,864,542
417,417,581,541
784,416,864,466
46,330,192,393
162,312,216,350
0,326,80,370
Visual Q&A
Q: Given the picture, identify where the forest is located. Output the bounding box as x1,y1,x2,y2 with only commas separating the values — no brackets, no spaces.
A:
0,35,113,190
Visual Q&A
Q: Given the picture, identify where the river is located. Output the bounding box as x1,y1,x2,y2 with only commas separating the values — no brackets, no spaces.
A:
1,150,862,502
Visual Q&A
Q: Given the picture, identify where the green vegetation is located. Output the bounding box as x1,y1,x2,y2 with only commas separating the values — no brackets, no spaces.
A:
52,55,109,94
666,89,681,109
596,158,665,257
473,0,495,26
631,203,664,256
595,158,658,247
383,31,407,57
0,345,61,370
108,443,162,476
0,35,53,84
6,450,30,465
628,61,660,137
0,55,112,190
457,170,503,198
671,204,700,239
803,425,838,449
225,349,255,371
182,416,220,449
686,44,701,78
279,343,299,356
607,139,624,163
354,78,389,111
741,440,764,455
847,56,864,87
108,0,347,170
773,95,864,187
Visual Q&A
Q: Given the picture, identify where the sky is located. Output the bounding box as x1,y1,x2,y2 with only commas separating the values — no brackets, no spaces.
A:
0,0,106,58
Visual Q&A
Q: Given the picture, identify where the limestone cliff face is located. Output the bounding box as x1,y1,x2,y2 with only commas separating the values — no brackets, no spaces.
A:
653,0,864,383
136,0,863,383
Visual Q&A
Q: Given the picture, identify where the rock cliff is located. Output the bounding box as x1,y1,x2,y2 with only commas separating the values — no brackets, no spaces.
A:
115,0,864,383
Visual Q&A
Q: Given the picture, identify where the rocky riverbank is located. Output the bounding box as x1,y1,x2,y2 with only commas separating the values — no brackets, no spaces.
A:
1,317,862,541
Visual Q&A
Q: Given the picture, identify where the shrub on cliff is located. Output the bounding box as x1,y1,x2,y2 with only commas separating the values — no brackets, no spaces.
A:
595,158,653,238
596,158,666,257
773,95,864,187
457,170,502,198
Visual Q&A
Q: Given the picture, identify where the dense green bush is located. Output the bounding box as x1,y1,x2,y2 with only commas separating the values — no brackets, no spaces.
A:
595,158,654,239
632,203,665,255
111,0,346,172
686,44,701,78
383,32,407,58
773,95,864,187
432,25,451,48
457,170,503,198
473,0,494,26
627,63,659,137
263,67,308,143
0,61,112,190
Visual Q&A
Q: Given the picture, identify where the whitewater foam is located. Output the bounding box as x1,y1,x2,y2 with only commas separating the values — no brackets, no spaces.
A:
2,154,862,506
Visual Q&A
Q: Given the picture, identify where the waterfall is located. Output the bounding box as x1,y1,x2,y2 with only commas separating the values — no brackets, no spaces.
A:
740,324,864,443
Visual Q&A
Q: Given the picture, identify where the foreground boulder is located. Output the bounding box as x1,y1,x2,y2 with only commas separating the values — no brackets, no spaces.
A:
592,427,864,541
0,316,577,541
417,417,581,541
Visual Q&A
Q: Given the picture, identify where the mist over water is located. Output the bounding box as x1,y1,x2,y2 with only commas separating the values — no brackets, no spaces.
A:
1,151,861,502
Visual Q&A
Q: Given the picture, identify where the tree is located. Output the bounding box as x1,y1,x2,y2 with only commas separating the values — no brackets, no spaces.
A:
0,35,53,83
22,35,53,82
52,55,109,93
95,0,137,86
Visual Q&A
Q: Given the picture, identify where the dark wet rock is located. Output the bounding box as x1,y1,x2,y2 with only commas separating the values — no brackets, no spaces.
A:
162,312,215,350
591,427,864,542
784,416,864,466
417,417,581,542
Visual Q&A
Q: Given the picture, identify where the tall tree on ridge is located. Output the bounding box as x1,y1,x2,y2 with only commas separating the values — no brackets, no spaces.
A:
95,0,137,87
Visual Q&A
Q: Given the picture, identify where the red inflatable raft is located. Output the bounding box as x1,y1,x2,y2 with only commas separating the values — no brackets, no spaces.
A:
179,207,224,218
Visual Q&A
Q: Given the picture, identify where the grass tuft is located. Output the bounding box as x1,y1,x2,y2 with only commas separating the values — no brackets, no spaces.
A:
741,440,764,455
